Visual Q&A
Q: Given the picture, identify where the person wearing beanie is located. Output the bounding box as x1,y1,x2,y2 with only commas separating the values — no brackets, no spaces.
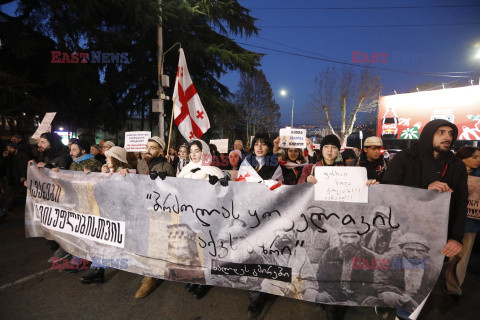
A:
30,132,72,170
228,149,242,170
133,135,175,299
298,134,343,185
69,139,103,173
383,119,468,320
351,136,387,182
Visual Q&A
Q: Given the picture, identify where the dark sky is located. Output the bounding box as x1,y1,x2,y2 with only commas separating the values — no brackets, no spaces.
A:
2,1,479,126
221,0,480,125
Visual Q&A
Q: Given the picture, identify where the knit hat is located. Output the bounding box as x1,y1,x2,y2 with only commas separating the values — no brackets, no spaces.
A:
364,136,383,147
148,136,166,150
229,149,242,159
7,142,19,149
105,146,128,164
103,141,115,149
321,134,341,150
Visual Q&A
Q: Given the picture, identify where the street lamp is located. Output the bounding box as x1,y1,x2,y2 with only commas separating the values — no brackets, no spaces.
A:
280,90,295,127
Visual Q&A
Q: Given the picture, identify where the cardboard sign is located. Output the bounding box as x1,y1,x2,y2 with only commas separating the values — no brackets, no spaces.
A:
279,128,306,149
210,139,229,154
124,131,151,152
314,166,369,203
32,112,56,139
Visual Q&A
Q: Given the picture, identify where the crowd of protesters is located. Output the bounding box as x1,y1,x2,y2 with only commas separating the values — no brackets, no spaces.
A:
1,118,479,320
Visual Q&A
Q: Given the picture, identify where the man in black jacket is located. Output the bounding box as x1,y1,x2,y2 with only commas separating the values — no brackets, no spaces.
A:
383,119,468,319
29,133,72,169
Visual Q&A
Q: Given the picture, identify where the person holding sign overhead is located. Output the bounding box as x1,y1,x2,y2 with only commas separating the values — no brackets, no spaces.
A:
275,137,316,185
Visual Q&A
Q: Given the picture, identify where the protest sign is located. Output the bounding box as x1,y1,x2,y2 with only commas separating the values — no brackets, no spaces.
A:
467,176,480,220
124,131,151,152
312,143,320,150
314,167,369,203
279,128,306,149
210,139,229,154
32,112,56,139
25,166,449,313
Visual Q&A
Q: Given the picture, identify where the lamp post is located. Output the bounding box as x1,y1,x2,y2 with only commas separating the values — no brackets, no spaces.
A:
280,90,295,127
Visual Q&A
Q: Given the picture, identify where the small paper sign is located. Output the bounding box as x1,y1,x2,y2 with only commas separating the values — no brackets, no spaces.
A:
32,112,56,139
312,143,321,150
210,139,229,154
279,128,306,149
314,167,369,203
124,131,151,152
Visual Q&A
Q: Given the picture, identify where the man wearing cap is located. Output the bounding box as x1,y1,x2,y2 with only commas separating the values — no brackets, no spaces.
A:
69,140,103,173
134,136,175,298
352,136,387,183
383,119,468,320
375,233,440,313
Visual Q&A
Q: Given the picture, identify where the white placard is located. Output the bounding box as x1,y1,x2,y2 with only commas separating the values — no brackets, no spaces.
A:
124,131,151,152
314,167,369,203
210,139,229,154
32,112,56,139
279,128,306,149
312,143,321,150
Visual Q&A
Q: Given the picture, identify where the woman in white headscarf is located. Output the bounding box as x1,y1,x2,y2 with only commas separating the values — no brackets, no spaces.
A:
178,139,227,299
177,139,226,182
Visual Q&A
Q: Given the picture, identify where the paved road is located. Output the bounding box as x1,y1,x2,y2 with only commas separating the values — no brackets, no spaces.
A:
1,206,479,320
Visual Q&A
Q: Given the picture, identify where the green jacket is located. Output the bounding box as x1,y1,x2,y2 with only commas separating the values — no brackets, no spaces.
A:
69,157,103,172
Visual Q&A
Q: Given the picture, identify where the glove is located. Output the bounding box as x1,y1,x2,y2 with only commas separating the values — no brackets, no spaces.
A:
149,171,159,180
219,177,229,187
158,171,167,180
209,175,219,185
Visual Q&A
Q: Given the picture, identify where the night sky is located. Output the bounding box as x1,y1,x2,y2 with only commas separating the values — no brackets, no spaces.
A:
2,0,479,126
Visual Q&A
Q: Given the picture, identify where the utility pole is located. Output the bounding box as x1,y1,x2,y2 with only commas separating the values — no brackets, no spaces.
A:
157,9,165,140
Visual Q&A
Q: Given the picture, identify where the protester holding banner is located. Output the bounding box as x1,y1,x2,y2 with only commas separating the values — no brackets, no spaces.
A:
383,119,468,320
298,134,343,185
31,132,72,170
444,146,480,299
69,140,103,173
176,143,190,175
101,147,130,174
178,139,226,299
133,136,175,298
276,137,316,185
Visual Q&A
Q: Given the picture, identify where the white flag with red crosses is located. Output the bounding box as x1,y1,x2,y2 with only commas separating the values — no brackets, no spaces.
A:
172,48,210,141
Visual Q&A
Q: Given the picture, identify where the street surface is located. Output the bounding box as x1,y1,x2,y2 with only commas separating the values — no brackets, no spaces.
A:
1,205,479,320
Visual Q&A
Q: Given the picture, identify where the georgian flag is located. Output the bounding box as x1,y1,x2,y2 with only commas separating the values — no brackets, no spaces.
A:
172,48,210,141
236,160,283,190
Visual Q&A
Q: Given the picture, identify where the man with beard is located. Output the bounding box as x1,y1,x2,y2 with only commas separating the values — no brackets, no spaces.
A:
30,132,72,170
133,136,175,298
352,136,387,182
375,233,439,313
383,119,468,320
69,140,103,173
316,226,376,320
0,143,29,220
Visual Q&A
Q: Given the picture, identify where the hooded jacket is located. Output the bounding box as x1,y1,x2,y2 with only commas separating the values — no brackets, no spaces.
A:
39,133,72,170
383,119,468,242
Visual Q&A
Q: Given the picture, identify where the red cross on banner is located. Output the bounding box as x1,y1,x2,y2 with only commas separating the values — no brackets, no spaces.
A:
172,48,210,141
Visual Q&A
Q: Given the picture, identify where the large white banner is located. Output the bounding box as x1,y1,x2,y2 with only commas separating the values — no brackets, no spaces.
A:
25,166,451,313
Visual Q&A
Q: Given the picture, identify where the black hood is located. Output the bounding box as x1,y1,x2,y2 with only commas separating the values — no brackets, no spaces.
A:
41,133,67,158
418,119,458,156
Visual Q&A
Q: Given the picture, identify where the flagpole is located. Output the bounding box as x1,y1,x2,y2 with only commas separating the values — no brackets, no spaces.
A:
164,44,182,158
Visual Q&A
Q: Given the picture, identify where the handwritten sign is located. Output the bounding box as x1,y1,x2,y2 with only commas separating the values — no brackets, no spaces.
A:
279,128,306,149
314,167,369,203
124,131,151,152
467,176,480,220
312,143,321,150
32,112,56,139
210,139,229,154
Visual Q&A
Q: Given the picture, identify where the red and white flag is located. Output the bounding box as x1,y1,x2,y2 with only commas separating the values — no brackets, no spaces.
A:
172,48,210,141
